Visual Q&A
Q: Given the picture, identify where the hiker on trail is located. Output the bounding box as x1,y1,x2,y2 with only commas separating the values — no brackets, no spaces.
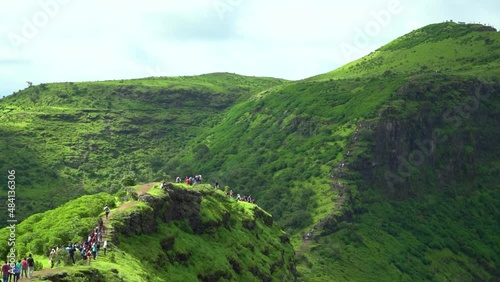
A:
175,176,181,183
195,174,202,183
49,248,56,268
104,205,110,219
13,260,21,281
103,240,108,256
68,244,76,264
1,261,9,282
92,242,98,260
8,265,14,282
96,241,101,257
26,255,34,278
86,249,92,265
21,258,28,279
81,248,87,261
98,218,104,231
214,182,219,189
185,177,189,185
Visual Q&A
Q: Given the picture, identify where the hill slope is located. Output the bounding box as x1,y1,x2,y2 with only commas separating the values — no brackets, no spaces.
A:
0,22,498,281
310,22,500,80
0,73,287,224
170,22,500,281
0,183,297,281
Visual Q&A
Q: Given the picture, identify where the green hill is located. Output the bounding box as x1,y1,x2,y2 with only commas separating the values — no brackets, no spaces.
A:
169,22,500,281
0,22,499,281
310,22,500,80
0,73,287,223
0,183,297,281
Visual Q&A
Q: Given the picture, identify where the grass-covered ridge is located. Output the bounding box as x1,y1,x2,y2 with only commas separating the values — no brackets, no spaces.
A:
0,183,296,281
310,22,500,80
0,73,287,224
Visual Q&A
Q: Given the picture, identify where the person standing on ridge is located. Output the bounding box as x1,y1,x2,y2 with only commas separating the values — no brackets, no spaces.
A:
103,240,108,256
86,248,92,265
49,248,56,268
20,258,28,279
1,261,9,282
26,255,34,278
13,260,21,281
103,205,110,220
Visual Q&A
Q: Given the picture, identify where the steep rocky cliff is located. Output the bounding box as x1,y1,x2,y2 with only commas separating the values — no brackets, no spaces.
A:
369,76,499,198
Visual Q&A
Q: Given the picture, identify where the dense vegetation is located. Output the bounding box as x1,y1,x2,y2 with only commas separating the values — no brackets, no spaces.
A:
0,22,498,281
0,73,287,223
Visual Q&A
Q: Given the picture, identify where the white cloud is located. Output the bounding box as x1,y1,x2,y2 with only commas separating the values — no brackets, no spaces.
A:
0,0,499,96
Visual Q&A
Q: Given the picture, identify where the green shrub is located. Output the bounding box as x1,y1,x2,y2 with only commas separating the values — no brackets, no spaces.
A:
122,176,137,186
34,260,43,271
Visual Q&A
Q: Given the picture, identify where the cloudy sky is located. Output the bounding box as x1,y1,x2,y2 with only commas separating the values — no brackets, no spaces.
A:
0,0,499,96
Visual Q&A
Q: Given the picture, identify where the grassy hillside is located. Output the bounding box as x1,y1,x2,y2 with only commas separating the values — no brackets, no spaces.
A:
0,73,287,224
0,183,296,281
169,23,500,281
0,22,498,281
170,75,405,232
310,22,500,81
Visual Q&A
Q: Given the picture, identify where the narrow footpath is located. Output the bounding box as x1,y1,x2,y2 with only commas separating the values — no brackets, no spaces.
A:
296,122,364,256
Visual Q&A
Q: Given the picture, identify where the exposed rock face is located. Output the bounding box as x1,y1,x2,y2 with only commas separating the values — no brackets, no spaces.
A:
111,203,156,237
363,78,499,198
115,184,279,237
164,185,203,232
112,184,204,237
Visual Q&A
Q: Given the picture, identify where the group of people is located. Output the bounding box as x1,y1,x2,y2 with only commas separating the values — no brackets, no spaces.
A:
236,193,256,204
48,215,108,268
225,189,257,204
1,206,113,281
176,175,203,185
1,255,35,281
174,176,257,205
